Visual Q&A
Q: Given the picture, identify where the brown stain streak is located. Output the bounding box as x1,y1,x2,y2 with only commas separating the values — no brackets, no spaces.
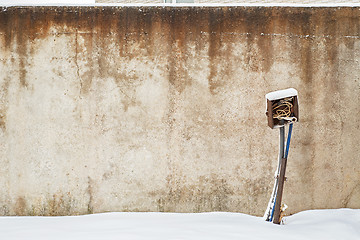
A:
0,9,14,49
87,177,94,214
207,8,224,95
15,9,30,88
14,197,27,216
0,76,10,132
155,174,234,213
167,8,192,94
0,111,6,131
244,8,274,73
298,11,316,208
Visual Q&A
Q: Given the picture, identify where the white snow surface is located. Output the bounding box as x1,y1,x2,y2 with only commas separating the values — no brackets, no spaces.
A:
0,209,359,240
266,88,298,101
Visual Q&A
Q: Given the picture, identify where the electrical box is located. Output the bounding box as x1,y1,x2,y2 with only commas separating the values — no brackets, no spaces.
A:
266,88,299,129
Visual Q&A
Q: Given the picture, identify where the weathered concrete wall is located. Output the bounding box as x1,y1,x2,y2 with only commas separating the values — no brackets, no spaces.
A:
0,6,359,216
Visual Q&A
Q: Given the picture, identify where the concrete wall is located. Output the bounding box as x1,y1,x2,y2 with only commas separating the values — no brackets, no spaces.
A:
0,6,359,216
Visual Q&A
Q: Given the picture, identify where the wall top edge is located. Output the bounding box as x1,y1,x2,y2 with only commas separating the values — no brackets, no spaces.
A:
1,4,360,8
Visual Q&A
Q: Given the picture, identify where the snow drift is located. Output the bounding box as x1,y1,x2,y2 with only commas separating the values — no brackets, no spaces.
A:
0,209,359,240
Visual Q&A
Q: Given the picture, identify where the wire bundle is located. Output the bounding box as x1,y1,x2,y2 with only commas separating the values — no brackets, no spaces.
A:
272,97,295,121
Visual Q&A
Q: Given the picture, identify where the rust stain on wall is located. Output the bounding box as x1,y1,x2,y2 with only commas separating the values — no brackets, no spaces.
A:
0,111,6,131
154,174,234,213
0,7,358,90
14,196,27,216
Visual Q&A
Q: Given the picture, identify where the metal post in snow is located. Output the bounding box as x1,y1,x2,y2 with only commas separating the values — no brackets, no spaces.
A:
264,89,298,224
273,123,293,224
272,122,285,223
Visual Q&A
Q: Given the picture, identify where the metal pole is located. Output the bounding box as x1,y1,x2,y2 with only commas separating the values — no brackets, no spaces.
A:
284,123,293,159
273,123,287,224
268,122,285,222
273,156,287,224
278,124,285,178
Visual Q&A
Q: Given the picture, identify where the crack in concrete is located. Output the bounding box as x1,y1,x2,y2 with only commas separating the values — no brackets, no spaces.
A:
87,177,94,214
343,183,360,208
74,28,83,95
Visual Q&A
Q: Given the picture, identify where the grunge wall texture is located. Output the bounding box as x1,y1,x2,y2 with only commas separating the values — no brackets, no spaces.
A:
0,6,359,216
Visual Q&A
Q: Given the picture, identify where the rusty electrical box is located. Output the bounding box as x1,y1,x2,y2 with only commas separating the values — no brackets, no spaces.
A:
266,88,299,129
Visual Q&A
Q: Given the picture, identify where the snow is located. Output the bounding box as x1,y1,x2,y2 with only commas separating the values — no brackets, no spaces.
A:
0,209,359,240
266,88,298,101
